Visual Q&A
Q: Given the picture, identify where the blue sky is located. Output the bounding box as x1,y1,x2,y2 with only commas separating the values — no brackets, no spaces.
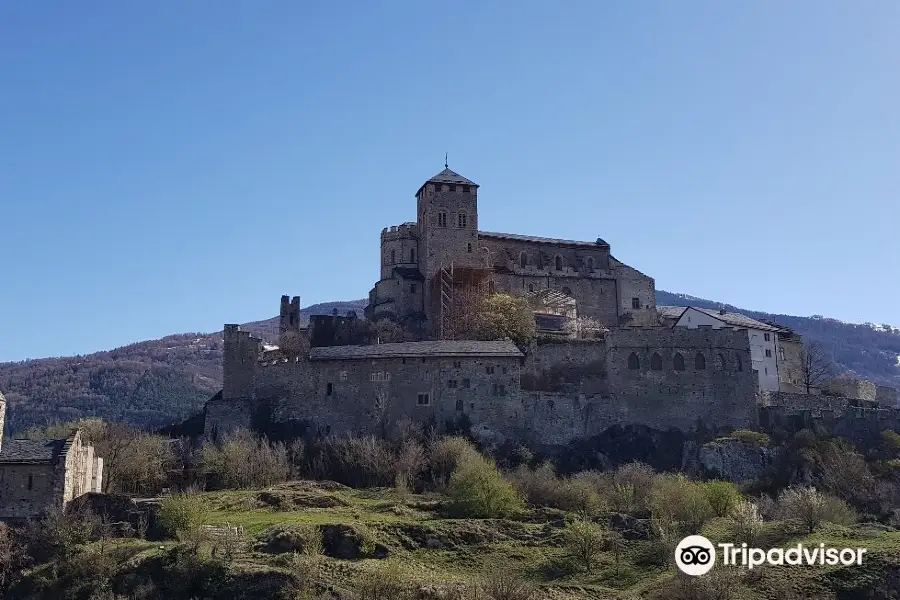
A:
1,1,898,362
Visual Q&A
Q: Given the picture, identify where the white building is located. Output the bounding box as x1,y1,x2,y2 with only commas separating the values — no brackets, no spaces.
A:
658,306,782,392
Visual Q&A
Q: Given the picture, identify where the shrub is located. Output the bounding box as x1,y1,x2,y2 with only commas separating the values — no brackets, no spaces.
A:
201,429,291,489
564,518,606,573
701,481,742,518
649,474,713,538
729,500,763,544
480,570,537,600
775,486,857,533
468,293,537,347
508,462,559,508
157,492,209,547
881,430,900,457
447,455,524,518
727,429,771,447
430,436,480,488
352,561,413,600
559,478,607,518
611,462,655,514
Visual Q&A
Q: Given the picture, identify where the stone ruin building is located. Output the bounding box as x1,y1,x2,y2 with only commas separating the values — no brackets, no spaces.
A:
203,166,900,448
0,391,104,520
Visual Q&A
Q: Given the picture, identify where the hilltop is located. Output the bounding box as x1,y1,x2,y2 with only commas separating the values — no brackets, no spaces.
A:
0,293,897,433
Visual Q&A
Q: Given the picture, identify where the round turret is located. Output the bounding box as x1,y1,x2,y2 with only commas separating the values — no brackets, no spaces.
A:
380,222,420,279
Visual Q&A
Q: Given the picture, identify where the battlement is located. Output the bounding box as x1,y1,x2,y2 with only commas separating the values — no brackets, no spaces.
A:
381,222,419,241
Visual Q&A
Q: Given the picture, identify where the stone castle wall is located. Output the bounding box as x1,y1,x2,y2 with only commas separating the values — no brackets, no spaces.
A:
760,391,900,444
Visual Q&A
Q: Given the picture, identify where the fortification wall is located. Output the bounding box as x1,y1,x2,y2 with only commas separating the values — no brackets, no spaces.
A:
254,354,522,439
204,396,253,441
523,340,608,394
223,325,261,401
760,391,900,444
604,327,758,432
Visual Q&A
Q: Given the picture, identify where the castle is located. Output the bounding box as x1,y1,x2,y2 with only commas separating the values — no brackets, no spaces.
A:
204,166,804,446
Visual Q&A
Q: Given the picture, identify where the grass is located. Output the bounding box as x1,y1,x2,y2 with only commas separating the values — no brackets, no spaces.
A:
22,480,900,599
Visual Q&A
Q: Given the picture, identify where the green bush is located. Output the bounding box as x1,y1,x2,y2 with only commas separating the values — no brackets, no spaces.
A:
774,486,857,533
611,462,656,514
701,481,742,518
564,518,606,573
727,429,771,447
430,436,480,488
157,492,209,545
649,475,713,537
447,455,524,518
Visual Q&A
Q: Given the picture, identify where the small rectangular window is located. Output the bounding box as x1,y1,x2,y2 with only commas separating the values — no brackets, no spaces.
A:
499,384,506,396
27,474,33,490
453,361,461,368
467,243,472,253
447,379,457,389
417,393,430,406
410,283,417,294
486,366,495,375
492,383,498,396
502,366,508,374
631,297,641,309
764,333,771,341
326,383,333,396
462,378,470,388
765,349,772,358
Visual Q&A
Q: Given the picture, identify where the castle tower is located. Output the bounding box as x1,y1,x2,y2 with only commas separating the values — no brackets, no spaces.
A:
416,165,481,335
279,295,304,358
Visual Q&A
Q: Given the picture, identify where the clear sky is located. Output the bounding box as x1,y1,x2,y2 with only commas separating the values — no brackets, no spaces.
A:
1,1,898,362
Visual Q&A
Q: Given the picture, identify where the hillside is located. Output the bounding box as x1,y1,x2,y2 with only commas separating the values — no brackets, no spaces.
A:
1,293,898,433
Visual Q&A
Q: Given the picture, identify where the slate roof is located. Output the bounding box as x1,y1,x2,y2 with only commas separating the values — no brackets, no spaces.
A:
309,340,523,361
478,231,609,248
425,168,477,187
0,438,69,464
686,307,781,332
657,306,688,320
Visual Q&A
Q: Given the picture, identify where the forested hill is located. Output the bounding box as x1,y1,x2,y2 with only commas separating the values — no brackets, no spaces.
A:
1,294,898,434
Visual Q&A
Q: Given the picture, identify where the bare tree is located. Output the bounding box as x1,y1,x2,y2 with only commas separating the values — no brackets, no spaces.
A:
799,341,835,394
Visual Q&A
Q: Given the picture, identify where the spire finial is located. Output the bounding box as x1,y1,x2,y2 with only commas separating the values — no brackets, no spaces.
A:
445,152,448,169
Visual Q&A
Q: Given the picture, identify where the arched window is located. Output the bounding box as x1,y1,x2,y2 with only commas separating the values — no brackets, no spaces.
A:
587,257,594,271
736,354,743,372
410,248,416,262
555,255,563,271
628,353,640,370
437,211,448,227
651,353,663,370
519,252,528,268
695,353,706,370
390,249,396,264
458,212,468,228
673,353,685,371
716,353,726,371
528,284,534,292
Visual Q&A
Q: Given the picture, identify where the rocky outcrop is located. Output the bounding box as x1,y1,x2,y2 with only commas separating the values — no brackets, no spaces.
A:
682,438,778,484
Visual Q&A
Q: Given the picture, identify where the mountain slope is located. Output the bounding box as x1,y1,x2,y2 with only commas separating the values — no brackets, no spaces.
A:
0,295,897,434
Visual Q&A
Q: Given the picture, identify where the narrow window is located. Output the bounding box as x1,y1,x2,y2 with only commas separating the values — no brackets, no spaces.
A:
447,379,457,389
453,361,461,368
555,255,562,270
587,257,594,271
499,384,506,396
695,353,706,370
417,393,430,406
467,243,472,253
492,383,499,396
673,353,685,371
736,355,743,371
537,254,544,269
438,211,448,227
410,248,416,262
519,252,528,268
528,284,534,292
631,297,641,309
462,378,470,388
391,249,396,264
458,213,467,228
765,349,772,358
716,354,726,371
764,333,770,342
651,353,663,370
486,366,495,374
456,399,463,411
765,367,768,375
463,185,470,194
628,353,640,370
502,366,508,374
27,474,33,490
410,283,417,294
326,383,333,396
450,184,456,192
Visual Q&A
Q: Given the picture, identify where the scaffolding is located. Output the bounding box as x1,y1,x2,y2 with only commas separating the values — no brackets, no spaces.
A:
430,263,494,340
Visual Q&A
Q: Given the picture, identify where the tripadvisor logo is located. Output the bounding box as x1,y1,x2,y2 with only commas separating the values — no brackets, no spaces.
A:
675,535,867,575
